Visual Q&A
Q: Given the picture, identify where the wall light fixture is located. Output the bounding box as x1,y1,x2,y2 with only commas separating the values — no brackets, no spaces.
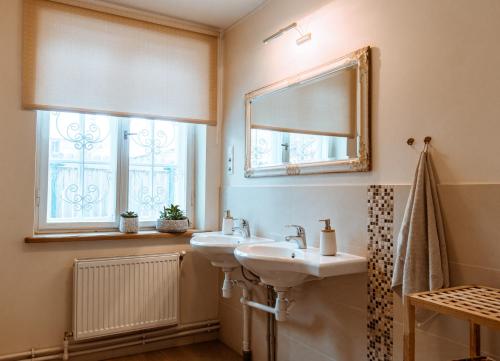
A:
263,22,312,45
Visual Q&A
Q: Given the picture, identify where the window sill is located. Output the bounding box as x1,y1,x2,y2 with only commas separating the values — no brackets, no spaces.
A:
25,229,205,244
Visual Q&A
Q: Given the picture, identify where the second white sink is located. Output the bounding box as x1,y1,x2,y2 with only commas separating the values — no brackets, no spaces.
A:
234,242,367,288
190,231,274,269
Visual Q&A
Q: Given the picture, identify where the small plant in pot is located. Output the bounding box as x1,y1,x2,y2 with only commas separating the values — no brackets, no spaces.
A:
119,211,139,233
156,204,189,233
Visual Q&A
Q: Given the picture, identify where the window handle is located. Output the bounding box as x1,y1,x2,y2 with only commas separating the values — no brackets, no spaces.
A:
123,131,138,140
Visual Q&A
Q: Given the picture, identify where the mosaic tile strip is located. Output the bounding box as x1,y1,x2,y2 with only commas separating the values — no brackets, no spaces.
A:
367,185,394,361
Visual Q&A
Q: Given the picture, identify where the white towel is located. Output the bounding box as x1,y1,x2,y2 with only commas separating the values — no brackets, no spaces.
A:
392,149,450,297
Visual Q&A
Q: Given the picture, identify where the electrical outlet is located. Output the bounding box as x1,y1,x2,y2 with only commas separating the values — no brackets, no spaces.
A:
226,145,234,175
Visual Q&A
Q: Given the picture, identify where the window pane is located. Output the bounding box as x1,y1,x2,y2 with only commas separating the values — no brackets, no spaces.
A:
289,133,349,163
47,112,117,223
288,133,327,164
128,119,188,221
250,128,283,167
250,128,351,167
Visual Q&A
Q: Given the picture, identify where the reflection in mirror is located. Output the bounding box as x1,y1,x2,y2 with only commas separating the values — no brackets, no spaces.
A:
250,66,356,138
245,47,370,177
250,129,356,168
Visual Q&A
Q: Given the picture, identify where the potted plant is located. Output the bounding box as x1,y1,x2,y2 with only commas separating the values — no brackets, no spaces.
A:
119,211,139,233
156,204,189,233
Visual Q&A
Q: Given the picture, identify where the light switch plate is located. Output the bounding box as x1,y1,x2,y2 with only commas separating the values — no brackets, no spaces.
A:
226,145,234,175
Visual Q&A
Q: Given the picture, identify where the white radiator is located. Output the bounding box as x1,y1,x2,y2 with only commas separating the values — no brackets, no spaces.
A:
73,253,179,341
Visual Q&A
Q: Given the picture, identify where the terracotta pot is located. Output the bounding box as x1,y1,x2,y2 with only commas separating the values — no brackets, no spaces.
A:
156,219,189,233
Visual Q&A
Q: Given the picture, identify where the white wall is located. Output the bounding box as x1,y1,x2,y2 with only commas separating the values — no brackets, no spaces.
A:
0,0,221,354
220,0,500,360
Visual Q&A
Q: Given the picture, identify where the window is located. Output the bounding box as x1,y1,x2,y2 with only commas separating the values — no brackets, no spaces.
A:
36,111,193,231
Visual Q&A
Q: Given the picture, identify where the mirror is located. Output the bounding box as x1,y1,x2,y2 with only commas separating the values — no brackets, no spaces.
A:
245,47,370,177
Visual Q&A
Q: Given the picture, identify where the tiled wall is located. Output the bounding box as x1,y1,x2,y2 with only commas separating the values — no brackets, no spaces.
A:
367,186,394,361
219,184,500,361
220,185,370,361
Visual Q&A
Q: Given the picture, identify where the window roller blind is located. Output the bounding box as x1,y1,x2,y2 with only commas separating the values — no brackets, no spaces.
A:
23,0,218,125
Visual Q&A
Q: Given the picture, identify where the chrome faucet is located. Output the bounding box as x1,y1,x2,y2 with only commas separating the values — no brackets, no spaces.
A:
284,225,307,249
233,218,251,238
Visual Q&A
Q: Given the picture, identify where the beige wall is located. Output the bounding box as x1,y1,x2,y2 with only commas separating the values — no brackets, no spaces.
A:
223,0,500,186
1,0,500,358
0,0,221,355
221,0,500,360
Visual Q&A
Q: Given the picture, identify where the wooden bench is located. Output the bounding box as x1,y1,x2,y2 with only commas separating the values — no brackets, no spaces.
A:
404,285,500,361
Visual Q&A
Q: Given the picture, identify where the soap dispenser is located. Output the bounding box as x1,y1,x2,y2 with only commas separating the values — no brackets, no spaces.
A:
222,210,234,235
319,219,336,256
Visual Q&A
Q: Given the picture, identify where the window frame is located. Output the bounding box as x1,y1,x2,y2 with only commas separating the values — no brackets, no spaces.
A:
34,111,195,233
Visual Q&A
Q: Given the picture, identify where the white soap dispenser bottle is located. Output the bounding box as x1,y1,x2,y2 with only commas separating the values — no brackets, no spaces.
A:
222,210,234,235
319,219,336,256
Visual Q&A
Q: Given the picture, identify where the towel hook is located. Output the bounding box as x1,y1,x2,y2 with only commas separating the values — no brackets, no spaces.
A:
406,136,432,146
423,136,432,153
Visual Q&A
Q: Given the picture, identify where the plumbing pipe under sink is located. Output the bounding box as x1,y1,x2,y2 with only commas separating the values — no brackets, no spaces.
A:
240,287,295,322
266,287,277,361
230,280,252,360
221,268,235,298
242,286,252,361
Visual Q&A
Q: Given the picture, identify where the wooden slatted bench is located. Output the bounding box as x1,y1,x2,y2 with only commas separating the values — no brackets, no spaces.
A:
404,285,500,361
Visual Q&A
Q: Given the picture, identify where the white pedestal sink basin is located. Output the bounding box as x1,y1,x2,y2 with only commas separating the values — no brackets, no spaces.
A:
234,241,367,289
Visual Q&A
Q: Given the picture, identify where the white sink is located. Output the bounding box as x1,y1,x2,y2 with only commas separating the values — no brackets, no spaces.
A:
190,231,274,269
191,231,275,298
234,242,367,288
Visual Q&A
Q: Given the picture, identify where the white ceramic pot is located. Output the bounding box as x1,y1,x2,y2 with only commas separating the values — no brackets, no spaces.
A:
156,219,189,233
119,216,139,233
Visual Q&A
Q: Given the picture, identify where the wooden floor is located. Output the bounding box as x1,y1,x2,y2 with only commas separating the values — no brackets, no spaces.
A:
105,341,241,361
